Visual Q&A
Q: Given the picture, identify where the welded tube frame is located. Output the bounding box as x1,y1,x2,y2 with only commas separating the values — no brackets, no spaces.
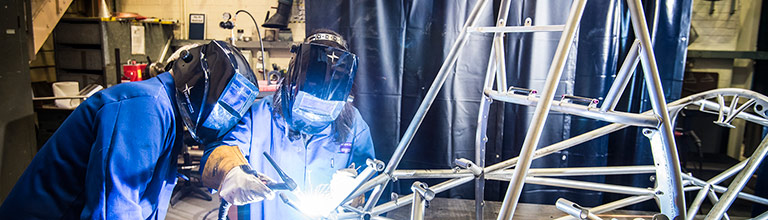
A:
342,89,768,219
684,173,768,206
467,25,566,33
556,198,604,220
393,165,657,179
410,181,433,220
335,160,381,209
628,0,687,216
600,39,641,112
554,195,655,220
496,0,589,218
486,90,660,127
367,0,492,208
522,177,655,196
707,136,768,220
361,0,491,210
332,0,768,216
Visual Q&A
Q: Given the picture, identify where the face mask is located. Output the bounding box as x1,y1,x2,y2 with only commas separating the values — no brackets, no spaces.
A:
289,91,345,134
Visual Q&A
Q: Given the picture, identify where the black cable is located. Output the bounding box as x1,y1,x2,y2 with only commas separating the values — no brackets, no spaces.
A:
235,10,270,85
203,206,219,220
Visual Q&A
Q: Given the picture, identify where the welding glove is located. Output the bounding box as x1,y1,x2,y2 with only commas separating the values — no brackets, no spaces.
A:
330,164,366,208
202,145,275,205
219,166,276,205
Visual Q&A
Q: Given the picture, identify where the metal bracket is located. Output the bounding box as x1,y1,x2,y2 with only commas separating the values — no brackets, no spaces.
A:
560,94,599,108
507,86,538,97
455,158,483,176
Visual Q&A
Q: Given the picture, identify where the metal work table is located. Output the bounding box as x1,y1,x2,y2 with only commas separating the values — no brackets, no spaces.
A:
386,197,656,220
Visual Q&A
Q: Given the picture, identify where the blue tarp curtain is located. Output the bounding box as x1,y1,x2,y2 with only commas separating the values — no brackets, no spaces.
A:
306,0,690,208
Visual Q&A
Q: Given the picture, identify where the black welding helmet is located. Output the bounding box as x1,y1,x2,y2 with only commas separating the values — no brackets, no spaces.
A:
173,40,260,143
279,32,358,134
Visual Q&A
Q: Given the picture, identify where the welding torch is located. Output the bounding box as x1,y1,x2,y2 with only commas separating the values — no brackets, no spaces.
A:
218,152,296,220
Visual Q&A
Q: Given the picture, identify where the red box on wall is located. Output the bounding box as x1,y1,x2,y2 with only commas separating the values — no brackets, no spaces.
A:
122,61,147,82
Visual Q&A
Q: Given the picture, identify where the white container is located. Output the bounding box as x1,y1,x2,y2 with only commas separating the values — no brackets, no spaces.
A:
52,81,81,109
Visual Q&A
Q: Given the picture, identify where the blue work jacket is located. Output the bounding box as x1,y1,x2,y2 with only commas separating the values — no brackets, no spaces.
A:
203,96,376,220
0,73,182,219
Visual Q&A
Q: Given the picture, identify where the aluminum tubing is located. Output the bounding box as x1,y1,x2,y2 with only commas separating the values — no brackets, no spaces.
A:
486,165,657,178
410,195,425,220
496,0,590,217
525,176,655,196
468,25,565,33
394,169,475,179
694,100,768,127
383,0,489,176
600,39,641,112
486,90,659,127
553,195,654,220
684,173,768,205
707,136,768,219
628,0,687,216
371,177,474,216
486,122,628,173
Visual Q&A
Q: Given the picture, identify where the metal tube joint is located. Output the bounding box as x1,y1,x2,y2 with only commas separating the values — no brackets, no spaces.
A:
455,158,483,176
555,198,591,220
411,182,436,202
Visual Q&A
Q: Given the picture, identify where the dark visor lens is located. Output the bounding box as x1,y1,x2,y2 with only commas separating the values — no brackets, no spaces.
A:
294,43,357,102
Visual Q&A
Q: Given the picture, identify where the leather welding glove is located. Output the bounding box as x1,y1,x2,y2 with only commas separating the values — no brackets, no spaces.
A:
202,145,275,205
219,165,276,205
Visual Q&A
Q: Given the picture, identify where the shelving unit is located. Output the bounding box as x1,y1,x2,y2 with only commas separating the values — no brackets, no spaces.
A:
53,18,174,88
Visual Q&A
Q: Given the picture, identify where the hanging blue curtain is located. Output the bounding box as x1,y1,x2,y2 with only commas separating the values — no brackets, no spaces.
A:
306,0,691,208
606,0,691,210
306,0,496,200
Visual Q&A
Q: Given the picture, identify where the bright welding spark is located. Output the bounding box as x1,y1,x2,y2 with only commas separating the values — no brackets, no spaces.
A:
291,171,358,218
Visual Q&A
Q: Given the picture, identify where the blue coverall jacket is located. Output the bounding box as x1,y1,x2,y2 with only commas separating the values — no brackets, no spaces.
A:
0,73,182,219
203,96,376,220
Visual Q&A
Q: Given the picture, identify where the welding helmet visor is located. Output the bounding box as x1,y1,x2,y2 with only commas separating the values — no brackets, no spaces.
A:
280,42,357,134
174,40,260,143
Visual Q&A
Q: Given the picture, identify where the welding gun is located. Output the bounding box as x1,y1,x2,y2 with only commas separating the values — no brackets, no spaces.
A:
218,152,296,220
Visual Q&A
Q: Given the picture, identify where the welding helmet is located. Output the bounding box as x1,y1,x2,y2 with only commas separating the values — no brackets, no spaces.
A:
172,40,260,143
279,32,357,134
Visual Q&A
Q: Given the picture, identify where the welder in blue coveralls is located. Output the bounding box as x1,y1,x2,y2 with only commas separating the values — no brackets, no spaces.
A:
0,40,267,219
201,29,376,220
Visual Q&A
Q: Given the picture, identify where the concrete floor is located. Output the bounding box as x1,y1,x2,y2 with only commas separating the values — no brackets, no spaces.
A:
166,188,221,220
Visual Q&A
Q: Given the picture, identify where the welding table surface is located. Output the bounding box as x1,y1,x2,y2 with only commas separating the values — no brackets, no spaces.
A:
166,194,750,219
166,194,658,220
386,197,658,220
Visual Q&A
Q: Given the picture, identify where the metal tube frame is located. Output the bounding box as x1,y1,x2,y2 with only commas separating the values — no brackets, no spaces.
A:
497,0,589,218
410,181,433,220
707,135,768,219
334,0,768,219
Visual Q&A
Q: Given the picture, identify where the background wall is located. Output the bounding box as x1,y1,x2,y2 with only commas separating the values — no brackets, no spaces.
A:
687,0,763,159
117,0,306,72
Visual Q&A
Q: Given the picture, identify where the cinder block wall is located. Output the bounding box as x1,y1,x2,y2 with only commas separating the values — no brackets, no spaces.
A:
686,0,762,158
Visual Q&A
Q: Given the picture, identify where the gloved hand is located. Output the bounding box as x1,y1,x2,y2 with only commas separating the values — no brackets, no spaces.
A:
330,164,366,207
202,145,275,205
219,166,276,205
